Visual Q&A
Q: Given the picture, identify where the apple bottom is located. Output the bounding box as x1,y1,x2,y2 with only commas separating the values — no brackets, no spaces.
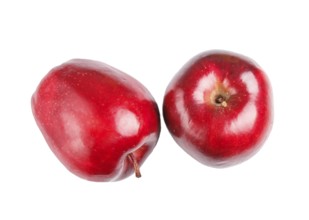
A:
172,134,270,168
47,132,159,182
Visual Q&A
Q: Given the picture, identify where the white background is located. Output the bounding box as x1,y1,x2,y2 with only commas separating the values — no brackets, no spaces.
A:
1,0,308,219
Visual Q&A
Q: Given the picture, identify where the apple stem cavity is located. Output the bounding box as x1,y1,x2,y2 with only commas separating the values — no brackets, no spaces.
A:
214,94,227,107
128,153,142,178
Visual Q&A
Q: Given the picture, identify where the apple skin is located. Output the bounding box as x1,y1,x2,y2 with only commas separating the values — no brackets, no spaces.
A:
32,59,160,181
163,50,273,167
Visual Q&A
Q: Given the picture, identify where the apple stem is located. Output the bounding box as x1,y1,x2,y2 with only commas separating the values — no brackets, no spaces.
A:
221,101,227,107
128,153,141,178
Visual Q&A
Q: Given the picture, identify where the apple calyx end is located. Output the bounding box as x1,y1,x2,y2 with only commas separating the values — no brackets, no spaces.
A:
128,153,142,178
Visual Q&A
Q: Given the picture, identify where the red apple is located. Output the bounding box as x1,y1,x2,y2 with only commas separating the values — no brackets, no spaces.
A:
163,50,273,167
32,59,160,181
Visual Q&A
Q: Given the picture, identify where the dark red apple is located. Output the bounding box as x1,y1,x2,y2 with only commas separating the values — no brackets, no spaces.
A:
163,50,273,167
32,59,160,181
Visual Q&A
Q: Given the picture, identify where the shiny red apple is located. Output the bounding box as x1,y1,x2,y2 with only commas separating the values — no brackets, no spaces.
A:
163,50,273,167
32,59,160,181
